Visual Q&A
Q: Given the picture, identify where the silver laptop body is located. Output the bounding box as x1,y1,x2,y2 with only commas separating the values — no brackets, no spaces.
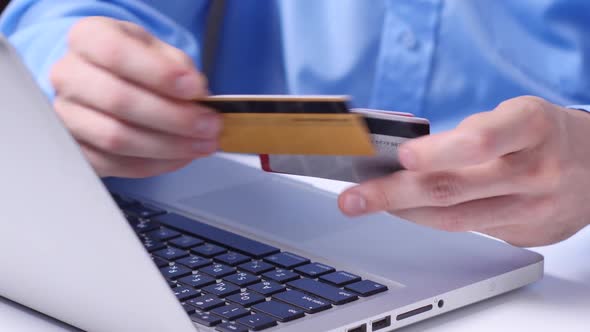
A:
0,37,543,332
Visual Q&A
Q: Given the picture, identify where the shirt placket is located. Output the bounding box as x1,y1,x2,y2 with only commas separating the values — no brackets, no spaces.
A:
370,0,442,116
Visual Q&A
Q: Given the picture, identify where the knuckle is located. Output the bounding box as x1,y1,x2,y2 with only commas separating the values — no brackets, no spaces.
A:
67,20,88,48
369,181,395,211
438,212,468,232
498,95,545,112
52,98,69,117
502,96,553,134
100,42,126,70
49,58,69,92
458,114,497,162
424,173,462,206
101,121,128,153
167,47,195,67
170,105,204,135
471,128,496,156
518,95,547,111
118,21,153,44
103,88,132,113
68,17,107,48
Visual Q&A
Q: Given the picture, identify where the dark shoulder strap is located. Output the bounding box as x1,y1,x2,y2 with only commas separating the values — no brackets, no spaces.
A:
202,0,226,79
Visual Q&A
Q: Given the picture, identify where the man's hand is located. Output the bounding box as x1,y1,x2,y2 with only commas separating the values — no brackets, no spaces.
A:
50,17,221,178
339,96,590,247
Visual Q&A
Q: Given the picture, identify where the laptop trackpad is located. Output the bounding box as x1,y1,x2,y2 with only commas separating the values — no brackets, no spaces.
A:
175,177,515,288
177,177,355,244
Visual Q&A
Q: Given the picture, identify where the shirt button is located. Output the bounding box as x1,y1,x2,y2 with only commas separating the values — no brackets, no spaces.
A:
399,30,419,50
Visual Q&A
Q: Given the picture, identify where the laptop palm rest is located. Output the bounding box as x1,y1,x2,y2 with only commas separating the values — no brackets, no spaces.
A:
106,155,542,299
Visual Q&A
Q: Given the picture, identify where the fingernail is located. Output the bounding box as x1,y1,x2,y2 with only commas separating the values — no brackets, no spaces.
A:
195,113,222,138
175,73,205,98
193,140,218,154
398,146,417,170
342,193,367,215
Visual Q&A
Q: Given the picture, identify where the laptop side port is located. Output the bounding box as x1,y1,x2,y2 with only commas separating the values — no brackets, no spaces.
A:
346,323,367,332
396,304,433,321
371,316,391,331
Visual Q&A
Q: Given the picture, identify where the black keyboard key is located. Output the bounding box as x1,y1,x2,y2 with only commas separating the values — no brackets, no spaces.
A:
173,286,200,301
210,304,250,321
262,269,300,284
263,252,309,269
319,271,361,287
177,273,216,289
238,260,275,275
236,313,277,331
288,278,358,305
294,263,335,278
113,194,137,208
273,290,332,314
160,264,191,280
223,272,259,287
153,247,189,261
132,219,160,234
247,280,286,297
191,244,227,258
252,300,305,323
145,227,181,241
215,252,251,266
182,303,196,314
187,294,225,311
202,282,241,298
167,280,177,288
190,310,222,327
216,322,248,332
226,291,266,307
152,256,169,268
142,237,166,253
123,204,166,218
200,263,236,278
344,280,388,297
155,213,279,258
176,255,212,269
169,235,204,249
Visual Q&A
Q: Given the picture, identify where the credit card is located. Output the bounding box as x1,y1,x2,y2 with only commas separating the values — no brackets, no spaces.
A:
197,95,375,155
260,109,430,183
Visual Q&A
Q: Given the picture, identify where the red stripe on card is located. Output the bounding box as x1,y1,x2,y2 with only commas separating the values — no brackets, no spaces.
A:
259,154,272,172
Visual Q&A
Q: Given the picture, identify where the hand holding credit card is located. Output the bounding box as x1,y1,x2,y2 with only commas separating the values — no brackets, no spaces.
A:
198,95,430,182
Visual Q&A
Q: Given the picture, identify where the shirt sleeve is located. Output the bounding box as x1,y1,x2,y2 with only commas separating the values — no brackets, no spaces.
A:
0,0,204,99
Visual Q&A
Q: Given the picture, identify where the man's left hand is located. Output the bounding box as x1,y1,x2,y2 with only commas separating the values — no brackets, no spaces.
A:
338,96,590,247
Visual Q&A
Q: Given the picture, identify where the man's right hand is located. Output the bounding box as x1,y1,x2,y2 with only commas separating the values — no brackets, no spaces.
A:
50,17,221,178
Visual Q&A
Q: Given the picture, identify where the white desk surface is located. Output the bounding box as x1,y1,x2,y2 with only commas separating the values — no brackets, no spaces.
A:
2,155,589,332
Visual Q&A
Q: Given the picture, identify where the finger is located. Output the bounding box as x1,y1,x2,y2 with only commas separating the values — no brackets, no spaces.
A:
54,98,218,159
50,53,222,139
68,17,207,99
398,96,552,172
79,143,193,178
394,194,526,233
338,161,519,215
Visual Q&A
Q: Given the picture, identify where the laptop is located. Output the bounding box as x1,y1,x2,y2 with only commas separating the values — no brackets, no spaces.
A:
0,36,543,332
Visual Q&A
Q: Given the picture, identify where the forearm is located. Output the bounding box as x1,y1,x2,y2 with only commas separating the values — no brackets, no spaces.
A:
0,0,201,99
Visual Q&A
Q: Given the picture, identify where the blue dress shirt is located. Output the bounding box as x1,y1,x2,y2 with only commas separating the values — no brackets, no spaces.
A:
1,0,589,133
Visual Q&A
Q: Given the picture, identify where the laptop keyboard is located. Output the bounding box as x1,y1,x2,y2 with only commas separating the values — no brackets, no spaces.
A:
113,194,388,331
